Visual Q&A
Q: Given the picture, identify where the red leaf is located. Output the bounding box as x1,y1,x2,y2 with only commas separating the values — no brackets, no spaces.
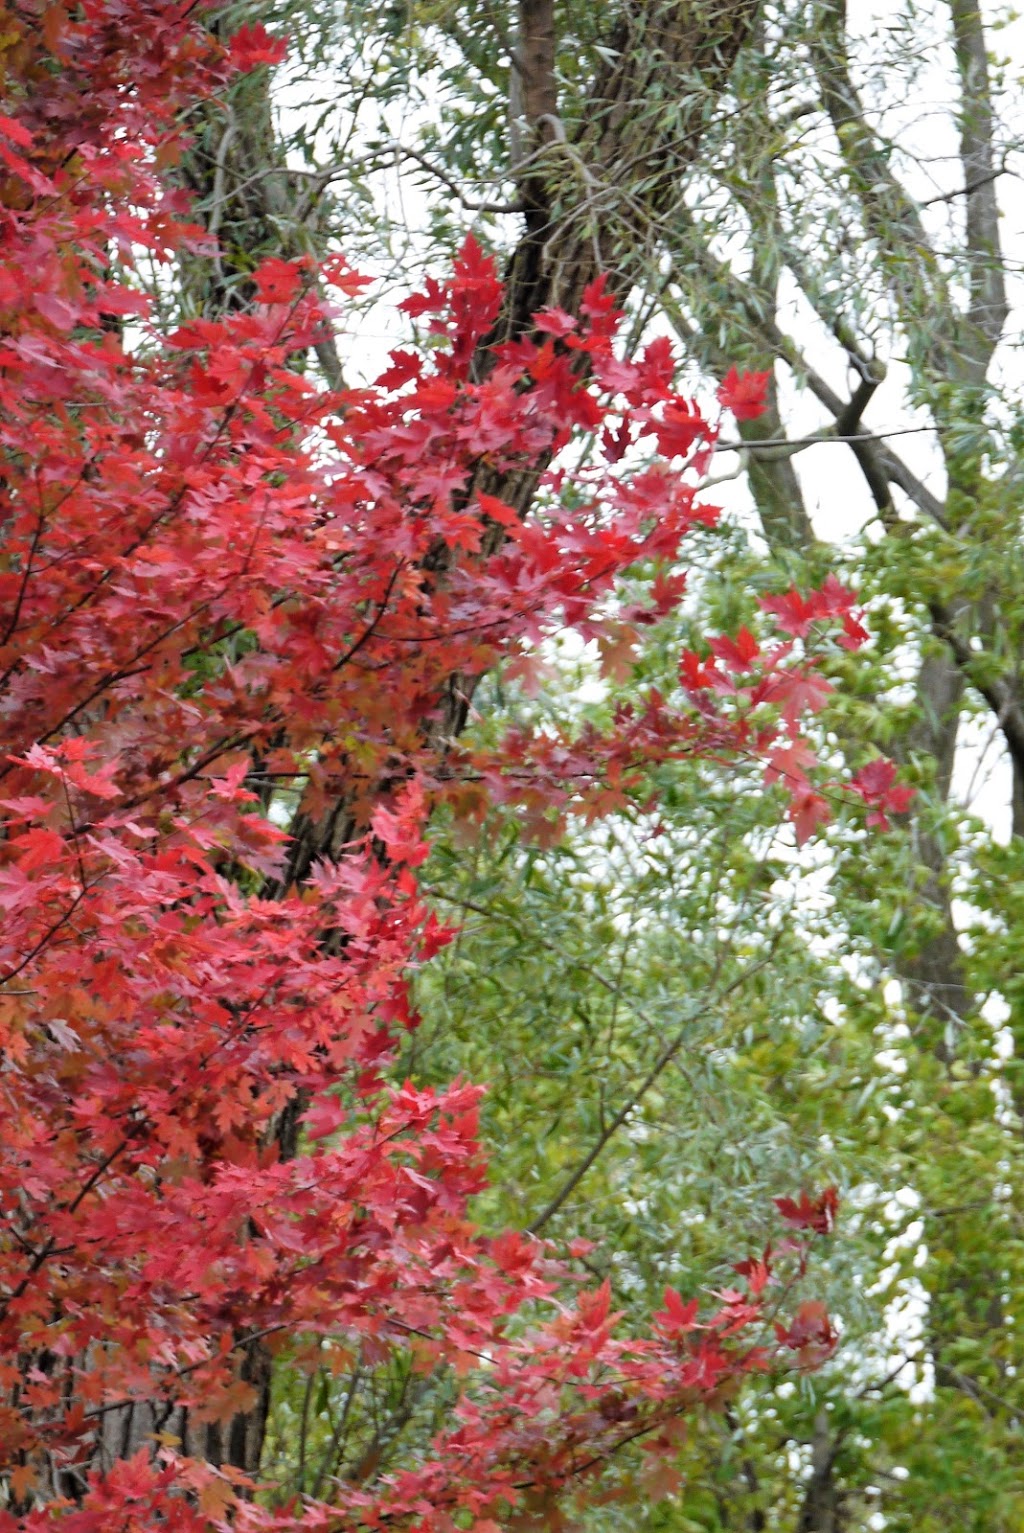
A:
533,306,577,337
228,23,288,71
708,625,759,670
253,256,305,303
654,399,707,458
849,756,915,829
476,492,522,529
304,1094,347,1141
763,737,818,790
759,586,818,638
0,112,33,147
33,292,77,331
789,788,831,846
777,1300,837,1357
656,1287,701,1336
579,273,620,323
717,366,771,420
774,1187,839,1235
321,255,373,296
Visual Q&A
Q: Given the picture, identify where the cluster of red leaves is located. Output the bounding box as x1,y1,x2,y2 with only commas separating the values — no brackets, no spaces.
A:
0,5,889,1528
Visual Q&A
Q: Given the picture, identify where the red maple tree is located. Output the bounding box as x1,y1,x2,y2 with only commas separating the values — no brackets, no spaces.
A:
0,5,903,1527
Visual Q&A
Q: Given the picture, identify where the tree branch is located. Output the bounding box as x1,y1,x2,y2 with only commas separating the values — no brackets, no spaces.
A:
949,0,1008,358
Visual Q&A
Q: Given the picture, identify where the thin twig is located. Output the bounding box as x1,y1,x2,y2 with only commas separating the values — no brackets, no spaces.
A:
387,141,526,215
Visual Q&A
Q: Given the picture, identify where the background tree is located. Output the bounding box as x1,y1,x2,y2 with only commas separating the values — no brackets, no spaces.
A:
193,1,1024,1527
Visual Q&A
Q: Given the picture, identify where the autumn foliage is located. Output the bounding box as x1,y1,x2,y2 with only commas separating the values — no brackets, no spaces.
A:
0,4,907,1528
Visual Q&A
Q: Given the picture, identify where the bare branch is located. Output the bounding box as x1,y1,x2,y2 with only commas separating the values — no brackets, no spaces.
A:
387,141,527,215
